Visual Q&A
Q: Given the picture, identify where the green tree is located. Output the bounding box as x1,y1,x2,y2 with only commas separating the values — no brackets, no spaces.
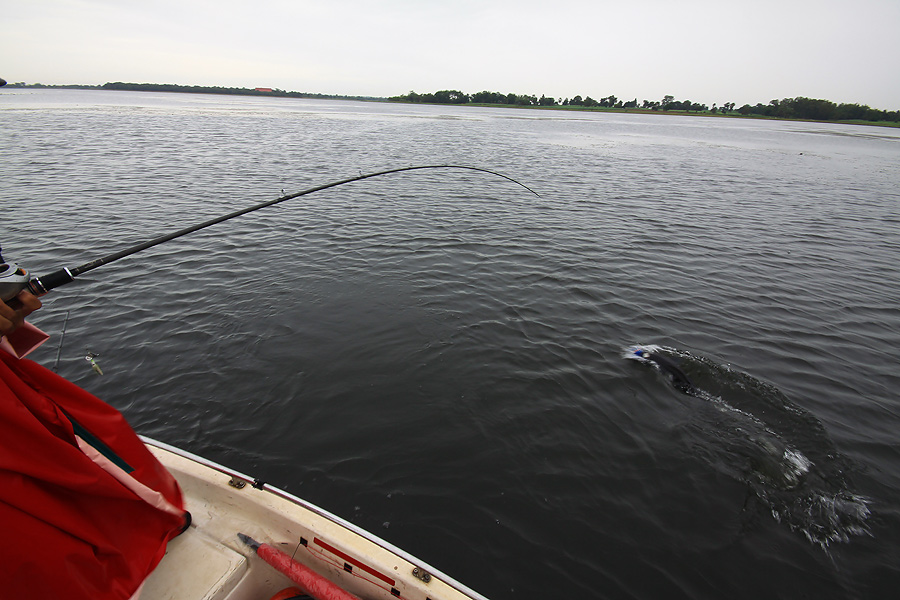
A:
432,90,468,103
538,94,557,106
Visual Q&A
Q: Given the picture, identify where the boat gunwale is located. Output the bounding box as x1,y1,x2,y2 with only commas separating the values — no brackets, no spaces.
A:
141,435,490,600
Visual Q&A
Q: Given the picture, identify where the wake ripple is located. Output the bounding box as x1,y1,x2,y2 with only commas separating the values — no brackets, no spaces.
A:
626,344,872,551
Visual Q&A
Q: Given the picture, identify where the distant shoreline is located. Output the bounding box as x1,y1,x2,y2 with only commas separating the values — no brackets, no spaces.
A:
1,81,386,103
3,82,898,129
465,102,900,128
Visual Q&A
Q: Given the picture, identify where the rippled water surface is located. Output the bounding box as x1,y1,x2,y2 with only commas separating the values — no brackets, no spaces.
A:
2,89,900,599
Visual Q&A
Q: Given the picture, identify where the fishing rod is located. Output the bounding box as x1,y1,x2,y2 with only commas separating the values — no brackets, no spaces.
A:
1,165,539,305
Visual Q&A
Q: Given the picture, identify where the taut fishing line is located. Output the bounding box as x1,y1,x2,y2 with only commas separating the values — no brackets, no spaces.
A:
1,165,539,305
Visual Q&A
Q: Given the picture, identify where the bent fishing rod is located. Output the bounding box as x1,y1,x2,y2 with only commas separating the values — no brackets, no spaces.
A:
1,165,539,305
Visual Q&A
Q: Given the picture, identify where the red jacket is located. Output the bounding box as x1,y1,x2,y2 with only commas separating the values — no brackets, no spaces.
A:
0,349,188,599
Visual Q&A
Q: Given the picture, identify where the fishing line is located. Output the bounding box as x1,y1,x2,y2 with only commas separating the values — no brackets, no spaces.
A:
52,310,70,372
2,165,539,303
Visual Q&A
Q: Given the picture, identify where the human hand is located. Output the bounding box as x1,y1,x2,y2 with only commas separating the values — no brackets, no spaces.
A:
0,291,42,337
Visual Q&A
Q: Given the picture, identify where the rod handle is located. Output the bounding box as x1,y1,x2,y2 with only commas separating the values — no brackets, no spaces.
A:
2,268,76,309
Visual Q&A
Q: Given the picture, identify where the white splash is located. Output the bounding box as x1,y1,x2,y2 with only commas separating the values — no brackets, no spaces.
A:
623,344,663,362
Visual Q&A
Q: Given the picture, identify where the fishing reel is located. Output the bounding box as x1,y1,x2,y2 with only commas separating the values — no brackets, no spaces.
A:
0,257,31,303
0,246,45,304
0,246,68,305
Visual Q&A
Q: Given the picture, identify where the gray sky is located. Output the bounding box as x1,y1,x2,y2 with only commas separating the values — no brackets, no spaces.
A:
4,0,899,109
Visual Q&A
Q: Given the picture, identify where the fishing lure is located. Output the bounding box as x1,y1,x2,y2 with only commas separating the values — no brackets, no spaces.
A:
85,352,103,376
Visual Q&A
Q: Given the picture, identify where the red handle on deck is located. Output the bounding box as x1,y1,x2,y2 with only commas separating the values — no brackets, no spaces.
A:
257,542,362,600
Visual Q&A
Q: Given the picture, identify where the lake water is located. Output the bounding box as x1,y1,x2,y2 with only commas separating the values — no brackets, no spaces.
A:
2,88,899,599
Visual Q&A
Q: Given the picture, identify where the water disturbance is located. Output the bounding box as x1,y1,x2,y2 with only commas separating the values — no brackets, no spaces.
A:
626,344,872,551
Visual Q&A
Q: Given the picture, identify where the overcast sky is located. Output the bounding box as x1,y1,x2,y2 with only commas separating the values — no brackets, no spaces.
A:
3,0,899,109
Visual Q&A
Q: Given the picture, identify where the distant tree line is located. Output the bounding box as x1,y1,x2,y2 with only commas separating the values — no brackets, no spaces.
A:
3,82,97,90
102,82,301,97
390,90,900,124
390,90,722,111
100,82,383,101
6,82,896,124
735,97,899,122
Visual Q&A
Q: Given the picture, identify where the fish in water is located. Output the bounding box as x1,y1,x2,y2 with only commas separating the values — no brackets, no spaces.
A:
627,345,696,394
624,344,872,550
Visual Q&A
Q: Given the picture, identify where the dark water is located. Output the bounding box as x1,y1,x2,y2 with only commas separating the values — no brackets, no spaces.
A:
2,89,900,599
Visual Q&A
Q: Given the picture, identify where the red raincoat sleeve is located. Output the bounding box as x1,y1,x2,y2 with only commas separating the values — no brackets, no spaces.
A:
0,349,188,600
